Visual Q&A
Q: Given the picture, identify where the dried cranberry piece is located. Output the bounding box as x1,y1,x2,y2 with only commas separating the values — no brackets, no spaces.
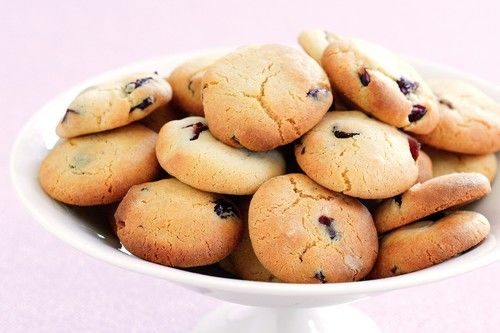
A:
183,122,209,140
393,194,403,206
358,69,371,86
306,88,329,99
130,97,154,112
124,77,153,93
313,271,327,283
318,215,340,240
333,129,360,139
407,136,420,161
396,77,419,95
213,199,237,219
408,105,427,122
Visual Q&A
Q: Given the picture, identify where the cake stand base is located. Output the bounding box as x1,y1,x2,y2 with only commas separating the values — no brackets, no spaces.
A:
192,303,381,333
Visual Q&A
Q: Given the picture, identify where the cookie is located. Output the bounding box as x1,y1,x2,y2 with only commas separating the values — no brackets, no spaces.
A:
114,178,243,267
140,103,184,132
249,174,378,283
156,116,286,195
370,211,490,278
226,199,278,282
416,150,433,183
57,73,172,138
298,29,336,63
39,124,160,206
414,79,500,154
321,34,439,134
295,111,419,199
373,173,491,234
202,44,333,151
425,147,497,182
218,257,238,276
168,54,221,116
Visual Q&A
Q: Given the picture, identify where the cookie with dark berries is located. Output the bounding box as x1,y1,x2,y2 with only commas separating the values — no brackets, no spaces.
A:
57,73,172,138
373,172,491,234
296,111,419,199
321,33,439,134
202,44,333,151
156,116,286,195
114,178,243,267
248,173,378,283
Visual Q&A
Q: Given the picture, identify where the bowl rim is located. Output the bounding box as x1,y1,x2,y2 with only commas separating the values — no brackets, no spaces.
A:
10,47,500,297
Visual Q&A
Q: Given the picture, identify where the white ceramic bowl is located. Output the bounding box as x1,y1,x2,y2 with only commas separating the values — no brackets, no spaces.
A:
10,48,500,332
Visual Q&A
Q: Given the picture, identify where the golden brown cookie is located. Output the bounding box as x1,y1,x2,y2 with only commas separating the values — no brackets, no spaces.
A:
249,174,378,283
373,173,491,234
57,73,172,138
227,199,278,282
416,150,433,183
39,124,160,206
415,79,500,154
321,34,439,134
168,54,222,116
425,147,497,182
298,29,337,63
202,44,333,151
370,211,490,278
295,111,419,199
114,178,243,267
156,116,286,195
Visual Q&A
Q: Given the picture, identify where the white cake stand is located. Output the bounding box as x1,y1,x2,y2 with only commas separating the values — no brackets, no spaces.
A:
10,49,500,333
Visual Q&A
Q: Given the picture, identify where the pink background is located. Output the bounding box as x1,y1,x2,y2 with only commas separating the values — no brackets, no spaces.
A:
1,1,499,332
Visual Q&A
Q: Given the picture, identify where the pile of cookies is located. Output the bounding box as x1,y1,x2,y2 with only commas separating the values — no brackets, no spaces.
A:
38,30,499,283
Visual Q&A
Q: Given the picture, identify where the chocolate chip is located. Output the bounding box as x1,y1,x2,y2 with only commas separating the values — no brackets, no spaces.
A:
306,88,329,99
213,199,237,219
130,97,155,112
439,98,454,109
318,215,340,240
183,122,209,140
396,77,419,95
313,271,327,283
408,105,427,122
140,187,149,192
393,194,402,206
408,137,420,161
301,146,306,155
61,109,79,122
333,127,360,139
359,69,371,86
390,265,399,274
124,77,153,93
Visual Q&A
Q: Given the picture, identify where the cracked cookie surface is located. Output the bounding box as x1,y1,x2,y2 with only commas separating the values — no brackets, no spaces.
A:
39,123,160,206
168,54,222,116
57,73,172,138
373,172,491,234
248,173,378,283
321,34,439,134
370,210,490,278
414,79,500,154
202,44,333,151
156,116,286,195
114,178,242,267
295,111,419,199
